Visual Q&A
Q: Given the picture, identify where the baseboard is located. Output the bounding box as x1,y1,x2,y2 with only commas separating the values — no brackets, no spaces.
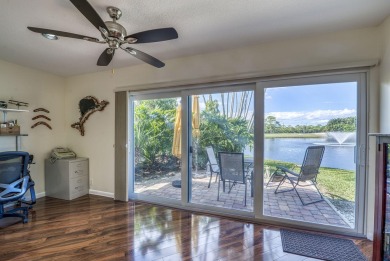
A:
89,189,114,198
4,191,46,208
22,191,45,201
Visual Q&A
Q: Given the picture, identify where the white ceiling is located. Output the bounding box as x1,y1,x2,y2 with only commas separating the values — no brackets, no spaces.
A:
0,0,389,76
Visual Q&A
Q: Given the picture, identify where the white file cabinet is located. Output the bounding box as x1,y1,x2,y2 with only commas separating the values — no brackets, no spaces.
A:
45,157,89,200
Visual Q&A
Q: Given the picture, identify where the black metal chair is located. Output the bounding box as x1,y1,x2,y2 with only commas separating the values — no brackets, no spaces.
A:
266,145,325,205
206,146,220,188
0,151,31,223
217,152,248,206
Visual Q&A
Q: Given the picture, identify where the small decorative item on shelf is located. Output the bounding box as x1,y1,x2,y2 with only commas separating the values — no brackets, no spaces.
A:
8,100,28,109
0,120,20,135
0,101,7,109
71,96,109,136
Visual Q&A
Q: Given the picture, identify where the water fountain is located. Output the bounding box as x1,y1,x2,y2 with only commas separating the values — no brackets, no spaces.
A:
325,132,355,146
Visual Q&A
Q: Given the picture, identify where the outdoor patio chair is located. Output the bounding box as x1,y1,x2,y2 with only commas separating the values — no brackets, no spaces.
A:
218,152,249,206
266,145,325,206
206,146,220,188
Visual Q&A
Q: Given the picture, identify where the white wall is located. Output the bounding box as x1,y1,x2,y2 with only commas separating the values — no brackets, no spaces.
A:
0,60,66,195
66,26,381,196
65,74,115,196
380,17,390,132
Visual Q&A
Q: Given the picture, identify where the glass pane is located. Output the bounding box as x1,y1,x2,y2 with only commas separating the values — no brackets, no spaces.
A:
263,82,357,228
133,97,182,201
190,91,254,212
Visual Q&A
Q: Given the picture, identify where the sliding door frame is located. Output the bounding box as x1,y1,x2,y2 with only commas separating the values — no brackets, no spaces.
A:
254,72,367,235
182,83,256,218
127,68,370,237
128,91,184,206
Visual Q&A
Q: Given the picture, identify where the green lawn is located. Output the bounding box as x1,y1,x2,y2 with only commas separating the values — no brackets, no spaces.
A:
264,159,355,202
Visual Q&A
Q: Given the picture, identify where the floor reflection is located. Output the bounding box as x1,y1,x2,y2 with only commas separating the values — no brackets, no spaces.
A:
0,196,370,260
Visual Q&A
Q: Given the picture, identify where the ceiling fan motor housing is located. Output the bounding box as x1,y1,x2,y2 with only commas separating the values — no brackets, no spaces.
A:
104,21,126,41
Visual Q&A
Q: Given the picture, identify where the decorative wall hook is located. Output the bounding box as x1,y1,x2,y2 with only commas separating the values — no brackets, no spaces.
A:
33,108,50,113
71,96,109,136
32,115,51,121
31,121,52,130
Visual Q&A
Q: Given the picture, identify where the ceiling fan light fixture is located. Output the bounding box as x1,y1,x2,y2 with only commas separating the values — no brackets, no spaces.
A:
42,33,58,40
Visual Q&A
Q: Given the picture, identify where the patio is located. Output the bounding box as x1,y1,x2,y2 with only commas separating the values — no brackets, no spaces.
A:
135,171,352,229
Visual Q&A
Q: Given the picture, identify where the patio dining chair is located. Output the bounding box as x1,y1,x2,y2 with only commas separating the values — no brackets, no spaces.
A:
266,145,325,206
206,146,220,188
218,152,249,206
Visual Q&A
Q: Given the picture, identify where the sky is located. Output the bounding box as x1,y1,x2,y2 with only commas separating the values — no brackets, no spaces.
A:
264,82,357,126
197,82,357,126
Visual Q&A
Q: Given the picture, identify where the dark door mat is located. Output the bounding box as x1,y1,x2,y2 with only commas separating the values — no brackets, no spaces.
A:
280,229,367,261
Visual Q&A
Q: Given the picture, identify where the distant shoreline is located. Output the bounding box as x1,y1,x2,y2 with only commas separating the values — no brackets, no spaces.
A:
264,133,327,139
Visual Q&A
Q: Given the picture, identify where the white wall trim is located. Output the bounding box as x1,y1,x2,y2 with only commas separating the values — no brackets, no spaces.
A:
36,192,46,199
115,60,379,93
89,189,114,198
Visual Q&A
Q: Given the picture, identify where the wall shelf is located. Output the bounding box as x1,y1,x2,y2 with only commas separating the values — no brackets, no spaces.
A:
0,108,29,151
0,107,29,123
0,108,29,112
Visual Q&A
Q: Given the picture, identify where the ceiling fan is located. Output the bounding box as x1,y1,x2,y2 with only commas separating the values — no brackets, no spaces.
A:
27,0,178,68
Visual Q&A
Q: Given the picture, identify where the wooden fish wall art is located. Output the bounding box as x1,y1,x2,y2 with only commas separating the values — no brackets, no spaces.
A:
71,96,109,136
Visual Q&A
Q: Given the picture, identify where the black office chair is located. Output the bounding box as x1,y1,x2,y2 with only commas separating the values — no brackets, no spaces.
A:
0,151,31,223
19,154,36,207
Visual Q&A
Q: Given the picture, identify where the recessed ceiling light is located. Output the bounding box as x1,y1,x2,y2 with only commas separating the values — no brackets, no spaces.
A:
41,33,58,40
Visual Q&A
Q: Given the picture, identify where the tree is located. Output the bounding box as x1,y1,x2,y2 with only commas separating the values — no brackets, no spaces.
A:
197,99,253,168
134,99,178,172
265,116,281,133
325,117,356,132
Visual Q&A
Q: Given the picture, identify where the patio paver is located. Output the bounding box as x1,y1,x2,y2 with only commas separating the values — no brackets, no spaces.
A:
135,171,351,228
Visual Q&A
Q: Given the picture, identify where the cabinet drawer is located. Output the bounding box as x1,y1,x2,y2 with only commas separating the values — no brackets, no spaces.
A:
69,160,88,179
70,176,88,194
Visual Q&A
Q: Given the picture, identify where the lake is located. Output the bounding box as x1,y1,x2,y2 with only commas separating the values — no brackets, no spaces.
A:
246,138,356,171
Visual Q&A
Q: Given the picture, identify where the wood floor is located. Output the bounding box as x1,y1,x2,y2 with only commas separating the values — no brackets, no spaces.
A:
0,195,372,261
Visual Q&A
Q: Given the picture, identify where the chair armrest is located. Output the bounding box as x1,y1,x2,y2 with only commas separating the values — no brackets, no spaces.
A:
276,165,300,177
0,176,29,202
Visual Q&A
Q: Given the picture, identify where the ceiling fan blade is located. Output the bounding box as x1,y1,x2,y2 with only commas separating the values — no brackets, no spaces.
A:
125,28,178,44
69,0,109,35
27,27,100,42
123,47,165,68
97,48,115,66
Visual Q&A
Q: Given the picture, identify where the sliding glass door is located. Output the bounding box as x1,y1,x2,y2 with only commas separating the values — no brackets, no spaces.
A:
256,73,366,234
128,71,367,235
187,87,254,213
130,93,182,202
